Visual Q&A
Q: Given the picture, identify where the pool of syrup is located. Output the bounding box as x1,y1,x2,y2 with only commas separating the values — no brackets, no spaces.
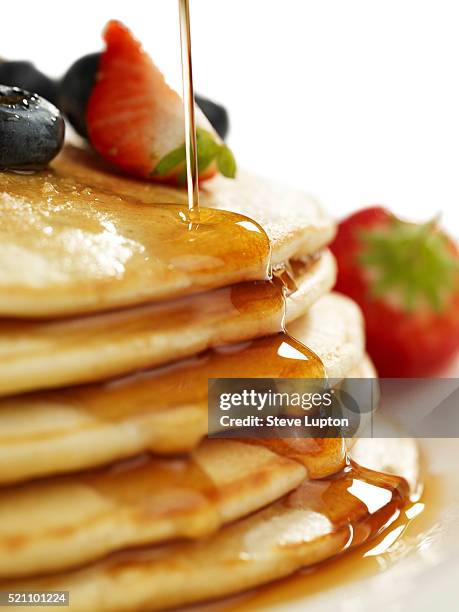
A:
192,471,436,612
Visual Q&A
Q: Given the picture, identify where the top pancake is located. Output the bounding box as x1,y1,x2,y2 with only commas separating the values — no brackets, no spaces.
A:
0,146,335,318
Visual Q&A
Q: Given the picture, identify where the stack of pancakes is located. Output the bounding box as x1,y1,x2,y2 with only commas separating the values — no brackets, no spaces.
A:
0,147,417,611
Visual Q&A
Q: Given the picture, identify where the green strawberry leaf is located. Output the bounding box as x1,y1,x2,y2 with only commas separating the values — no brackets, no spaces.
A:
196,128,220,172
359,217,459,313
152,144,186,176
217,145,237,178
152,128,237,179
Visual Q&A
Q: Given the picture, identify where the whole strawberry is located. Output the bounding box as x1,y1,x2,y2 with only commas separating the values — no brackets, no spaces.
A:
330,207,459,376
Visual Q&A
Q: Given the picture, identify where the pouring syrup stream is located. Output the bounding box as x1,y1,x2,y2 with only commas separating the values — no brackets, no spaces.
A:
179,0,200,222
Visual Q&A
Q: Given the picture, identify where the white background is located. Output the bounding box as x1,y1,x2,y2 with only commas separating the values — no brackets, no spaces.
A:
3,0,459,232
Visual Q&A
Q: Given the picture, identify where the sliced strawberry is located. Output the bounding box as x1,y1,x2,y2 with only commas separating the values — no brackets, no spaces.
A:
330,207,459,376
86,20,235,182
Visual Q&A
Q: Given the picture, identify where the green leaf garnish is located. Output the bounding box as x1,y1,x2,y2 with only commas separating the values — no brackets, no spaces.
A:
152,128,237,179
152,144,186,176
217,145,237,178
196,128,220,172
359,216,459,312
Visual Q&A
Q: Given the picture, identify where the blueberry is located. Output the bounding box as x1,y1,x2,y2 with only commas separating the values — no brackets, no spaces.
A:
58,53,100,138
0,86,65,170
0,61,58,105
195,95,229,140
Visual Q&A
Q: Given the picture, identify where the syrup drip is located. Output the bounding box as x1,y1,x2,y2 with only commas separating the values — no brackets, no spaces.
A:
198,466,430,612
77,327,324,422
179,0,200,221
273,262,298,295
286,461,410,535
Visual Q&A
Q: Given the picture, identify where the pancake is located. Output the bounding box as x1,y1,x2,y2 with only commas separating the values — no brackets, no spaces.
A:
348,354,376,378
287,290,365,380
0,357,377,580
1,437,418,611
0,440,308,578
0,250,335,397
0,292,362,484
0,146,335,318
